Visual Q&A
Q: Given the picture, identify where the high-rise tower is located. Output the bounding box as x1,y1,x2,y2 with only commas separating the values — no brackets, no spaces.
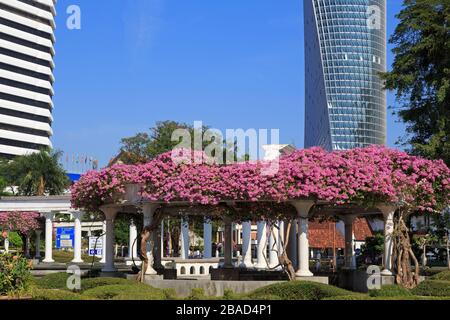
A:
0,0,56,158
304,0,386,150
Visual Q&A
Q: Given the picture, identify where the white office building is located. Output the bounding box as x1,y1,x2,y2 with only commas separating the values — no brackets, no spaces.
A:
0,0,56,158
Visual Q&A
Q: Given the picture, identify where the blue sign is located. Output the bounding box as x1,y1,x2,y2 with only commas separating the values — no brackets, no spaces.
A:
88,237,103,256
56,227,74,249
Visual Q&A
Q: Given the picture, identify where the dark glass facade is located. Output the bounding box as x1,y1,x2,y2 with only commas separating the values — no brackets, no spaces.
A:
304,0,387,150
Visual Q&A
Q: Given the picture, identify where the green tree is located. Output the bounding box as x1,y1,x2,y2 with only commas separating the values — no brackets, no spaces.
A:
381,0,450,165
118,120,244,165
8,149,69,196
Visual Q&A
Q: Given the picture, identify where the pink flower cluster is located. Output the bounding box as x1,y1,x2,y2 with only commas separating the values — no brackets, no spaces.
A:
0,211,41,235
71,146,450,214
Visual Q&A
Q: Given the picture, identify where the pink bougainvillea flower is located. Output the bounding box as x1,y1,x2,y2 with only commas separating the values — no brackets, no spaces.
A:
71,146,450,215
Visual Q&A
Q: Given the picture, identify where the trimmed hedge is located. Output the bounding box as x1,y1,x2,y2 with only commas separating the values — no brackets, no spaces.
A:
431,270,450,282
35,273,71,290
31,288,85,300
81,284,167,300
369,285,412,297
246,281,357,300
411,280,450,297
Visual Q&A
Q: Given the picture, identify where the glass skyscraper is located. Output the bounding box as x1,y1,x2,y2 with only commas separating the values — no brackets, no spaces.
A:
304,0,387,151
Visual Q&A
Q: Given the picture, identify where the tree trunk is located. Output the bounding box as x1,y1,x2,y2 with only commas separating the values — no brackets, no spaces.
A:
137,210,164,282
392,211,420,289
277,221,296,281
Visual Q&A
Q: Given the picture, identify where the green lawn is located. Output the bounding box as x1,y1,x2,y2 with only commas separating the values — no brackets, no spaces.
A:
52,250,100,263
29,270,450,300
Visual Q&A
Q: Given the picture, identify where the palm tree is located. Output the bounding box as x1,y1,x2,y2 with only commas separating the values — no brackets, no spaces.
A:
8,149,70,196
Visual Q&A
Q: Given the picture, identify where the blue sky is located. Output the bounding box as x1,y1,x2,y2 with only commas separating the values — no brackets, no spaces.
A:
52,0,405,168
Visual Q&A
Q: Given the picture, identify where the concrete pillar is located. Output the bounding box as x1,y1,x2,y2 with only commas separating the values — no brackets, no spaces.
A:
153,219,162,269
255,221,267,269
128,219,138,259
269,222,279,269
101,207,119,273
343,215,356,270
292,201,314,277
278,220,285,256
237,224,242,244
160,220,164,259
240,221,253,268
223,220,233,268
142,204,159,275
100,221,106,263
287,220,298,269
4,236,9,253
35,230,42,259
180,217,190,260
379,205,396,276
203,217,212,259
42,212,55,263
25,234,31,258
72,211,84,263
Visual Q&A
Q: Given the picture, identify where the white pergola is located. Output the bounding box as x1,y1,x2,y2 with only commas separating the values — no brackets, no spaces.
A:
0,193,397,280
95,184,397,279
0,195,86,263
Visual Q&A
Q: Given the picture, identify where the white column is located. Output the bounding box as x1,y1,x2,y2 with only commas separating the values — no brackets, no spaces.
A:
101,207,119,273
203,217,212,259
378,205,396,276
240,221,253,268
343,215,356,270
143,204,159,275
269,222,279,269
35,230,42,259
72,212,84,263
255,221,267,269
180,217,189,260
223,220,233,268
128,219,138,259
100,221,106,263
292,201,314,277
42,212,55,263
4,236,9,253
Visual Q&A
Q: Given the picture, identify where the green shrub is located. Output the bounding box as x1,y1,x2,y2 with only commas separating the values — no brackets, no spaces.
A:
431,270,450,282
324,295,371,300
369,285,412,297
246,281,356,300
163,288,178,300
31,288,85,300
187,288,207,300
411,280,450,297
7,232,23,248
82,284,166,300
35,273,71,290
240,294,283,301
0,253,32,295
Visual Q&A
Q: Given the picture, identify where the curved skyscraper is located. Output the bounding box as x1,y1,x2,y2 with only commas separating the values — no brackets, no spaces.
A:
0,0,56,158
304,0,386,150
